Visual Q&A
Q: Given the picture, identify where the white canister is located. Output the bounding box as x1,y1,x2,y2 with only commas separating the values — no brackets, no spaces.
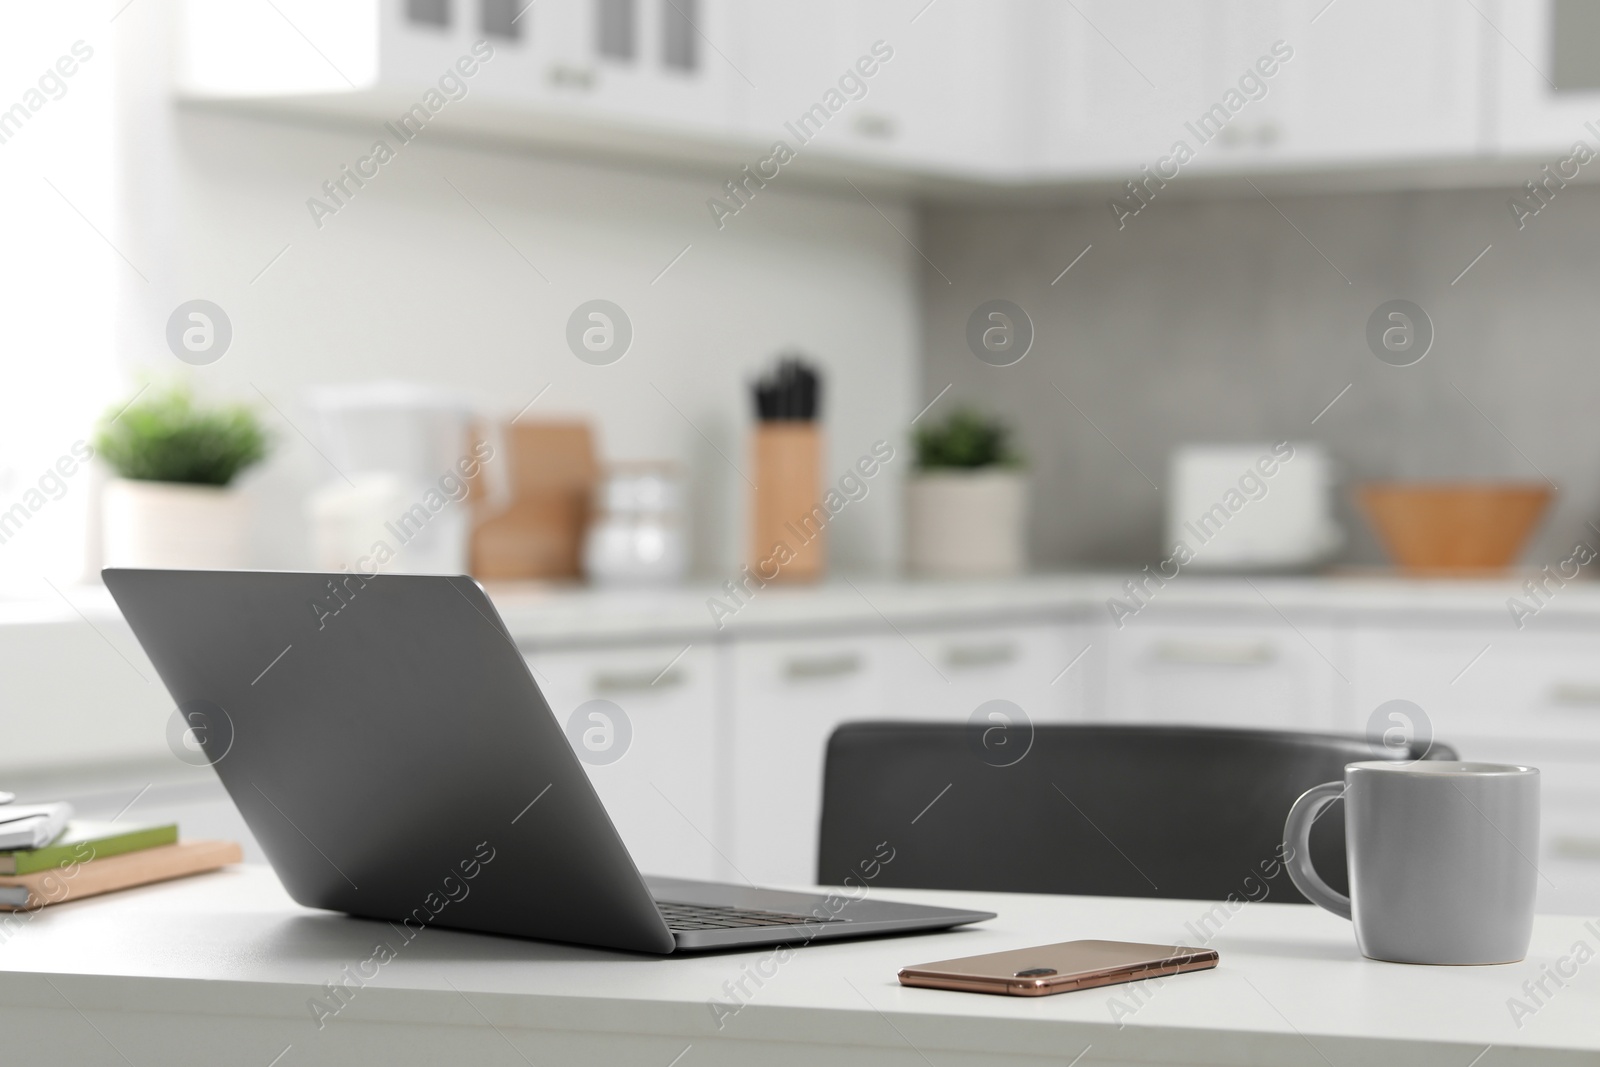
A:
583,464,687,585
102,479,250,570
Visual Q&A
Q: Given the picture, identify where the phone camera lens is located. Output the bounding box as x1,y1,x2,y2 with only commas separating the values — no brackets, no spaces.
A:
1013,967,1057,977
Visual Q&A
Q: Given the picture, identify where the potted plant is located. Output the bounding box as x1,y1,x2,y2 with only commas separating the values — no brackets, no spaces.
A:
907,409,1026,577
94,384,269,569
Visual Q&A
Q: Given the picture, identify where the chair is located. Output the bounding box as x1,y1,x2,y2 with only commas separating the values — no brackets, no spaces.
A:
816,722,1455,904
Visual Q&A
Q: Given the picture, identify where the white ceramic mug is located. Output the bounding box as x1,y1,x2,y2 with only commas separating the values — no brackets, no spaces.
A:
1283,761,1539,965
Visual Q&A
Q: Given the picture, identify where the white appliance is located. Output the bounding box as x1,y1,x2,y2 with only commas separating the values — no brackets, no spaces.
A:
1166,444,1340,571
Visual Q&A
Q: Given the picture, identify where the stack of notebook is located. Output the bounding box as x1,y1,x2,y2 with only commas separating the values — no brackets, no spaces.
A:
0,800,241,910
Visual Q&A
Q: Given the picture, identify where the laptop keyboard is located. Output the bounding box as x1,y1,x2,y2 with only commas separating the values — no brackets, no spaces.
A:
655,900,845,931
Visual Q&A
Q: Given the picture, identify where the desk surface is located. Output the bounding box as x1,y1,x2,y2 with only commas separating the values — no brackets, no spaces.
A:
1,866,1596,1067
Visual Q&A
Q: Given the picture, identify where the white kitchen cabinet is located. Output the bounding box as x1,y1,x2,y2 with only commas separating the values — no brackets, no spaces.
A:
1542,776,1600,916
1490,0,1600,155
727,620,1091,886
733,0,1039,178
1099,617,1343,730
886,619,1093,726
1349,625,1600,915
385,0,738,132
561,0,739,133
1042,0,1483,180
839,0,1040,176
728,632,911,886
183,0,1512,189
522,642,725,881
182,0,739,136
1038,0,1217,177
1193,0,1484,170
1345,626,1600,759
730,2,854,141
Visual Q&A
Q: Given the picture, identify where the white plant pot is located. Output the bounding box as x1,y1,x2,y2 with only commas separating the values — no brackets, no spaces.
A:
102,479,250,570
906,469,1027,578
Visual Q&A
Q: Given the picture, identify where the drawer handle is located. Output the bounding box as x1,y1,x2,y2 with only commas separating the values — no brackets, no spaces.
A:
1548,684,1600,707
593,668,683,693
784,653,862,681
943,643,1018,670
1151,640,1276,666
1551,835,1600,862
548,64,597,90
853,112,897,140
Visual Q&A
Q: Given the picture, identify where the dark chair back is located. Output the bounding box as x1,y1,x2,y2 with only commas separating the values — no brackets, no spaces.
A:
817,722,1455,904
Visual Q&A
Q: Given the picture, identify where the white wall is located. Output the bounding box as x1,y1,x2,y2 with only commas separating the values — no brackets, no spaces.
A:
111,4,918,579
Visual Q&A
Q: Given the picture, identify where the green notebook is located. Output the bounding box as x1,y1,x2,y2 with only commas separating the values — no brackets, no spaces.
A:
0,821,178,875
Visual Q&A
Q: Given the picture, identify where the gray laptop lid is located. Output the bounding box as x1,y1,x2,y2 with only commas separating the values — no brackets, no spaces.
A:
104,568,676,954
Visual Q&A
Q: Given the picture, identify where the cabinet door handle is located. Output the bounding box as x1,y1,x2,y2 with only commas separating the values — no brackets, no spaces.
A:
1151,640,1277,666
1548,683,1600,707
548,64,597,90
593,667,683,693
853,112,897,140
1551,835,1600,861
943,642,1018,670
783,653,862,681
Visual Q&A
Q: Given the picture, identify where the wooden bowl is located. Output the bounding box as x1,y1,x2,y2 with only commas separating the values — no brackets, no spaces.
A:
1357,483,1553,575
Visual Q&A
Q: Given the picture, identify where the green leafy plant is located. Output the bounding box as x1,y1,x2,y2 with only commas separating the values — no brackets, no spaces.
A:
914,409,1022,470
94,384,269,486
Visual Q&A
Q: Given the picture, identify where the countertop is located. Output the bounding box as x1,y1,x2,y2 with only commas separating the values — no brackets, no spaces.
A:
0,865,1595,1065
486,572,1600,645
7,572,1600,647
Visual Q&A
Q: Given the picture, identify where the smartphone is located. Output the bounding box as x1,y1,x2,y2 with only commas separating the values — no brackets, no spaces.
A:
898,940,1218,997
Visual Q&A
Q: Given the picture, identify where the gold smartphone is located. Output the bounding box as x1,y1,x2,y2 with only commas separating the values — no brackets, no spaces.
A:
898,940,1219,997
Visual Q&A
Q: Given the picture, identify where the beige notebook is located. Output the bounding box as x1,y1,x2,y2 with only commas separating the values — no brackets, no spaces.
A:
0,840,242,910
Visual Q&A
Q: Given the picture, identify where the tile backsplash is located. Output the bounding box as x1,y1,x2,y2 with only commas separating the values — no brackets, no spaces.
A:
920,184,1600,570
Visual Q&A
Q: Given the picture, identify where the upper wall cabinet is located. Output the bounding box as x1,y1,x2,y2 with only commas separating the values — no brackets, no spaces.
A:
1045,0,1484,181
1263,0,1484,165
733,0,1041,179
1037,1,1220,177
181,0,739,140
1490,0,1600,154
382,0,738,134
176,0,1512,189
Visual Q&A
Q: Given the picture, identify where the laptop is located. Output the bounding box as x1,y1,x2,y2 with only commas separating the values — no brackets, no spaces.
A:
104,569,993,953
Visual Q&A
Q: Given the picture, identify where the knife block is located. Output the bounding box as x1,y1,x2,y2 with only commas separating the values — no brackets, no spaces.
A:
750,423,824,583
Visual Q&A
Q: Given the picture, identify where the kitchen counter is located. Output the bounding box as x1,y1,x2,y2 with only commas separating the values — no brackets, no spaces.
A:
10,573,1600,913
488,572,1598,646
6,571,1597,646
8,570,1600,780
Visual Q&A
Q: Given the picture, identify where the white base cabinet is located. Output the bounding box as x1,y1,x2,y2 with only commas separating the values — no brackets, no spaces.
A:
522,642,725,882
727,620,1092,887
1100,618,1344,731
1348,625,1600,916
519,598,1597,915
727,632,909,888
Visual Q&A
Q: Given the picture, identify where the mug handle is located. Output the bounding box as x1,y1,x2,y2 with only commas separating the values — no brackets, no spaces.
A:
1282,780,1352,920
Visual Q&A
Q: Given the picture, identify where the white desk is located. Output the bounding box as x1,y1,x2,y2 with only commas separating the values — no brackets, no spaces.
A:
1,866,1596,1066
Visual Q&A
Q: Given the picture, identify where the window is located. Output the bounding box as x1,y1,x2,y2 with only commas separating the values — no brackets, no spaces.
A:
407,0,451,29
482,0,522,40
598,0,636,61
661,0,697,72
0,6,115,593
